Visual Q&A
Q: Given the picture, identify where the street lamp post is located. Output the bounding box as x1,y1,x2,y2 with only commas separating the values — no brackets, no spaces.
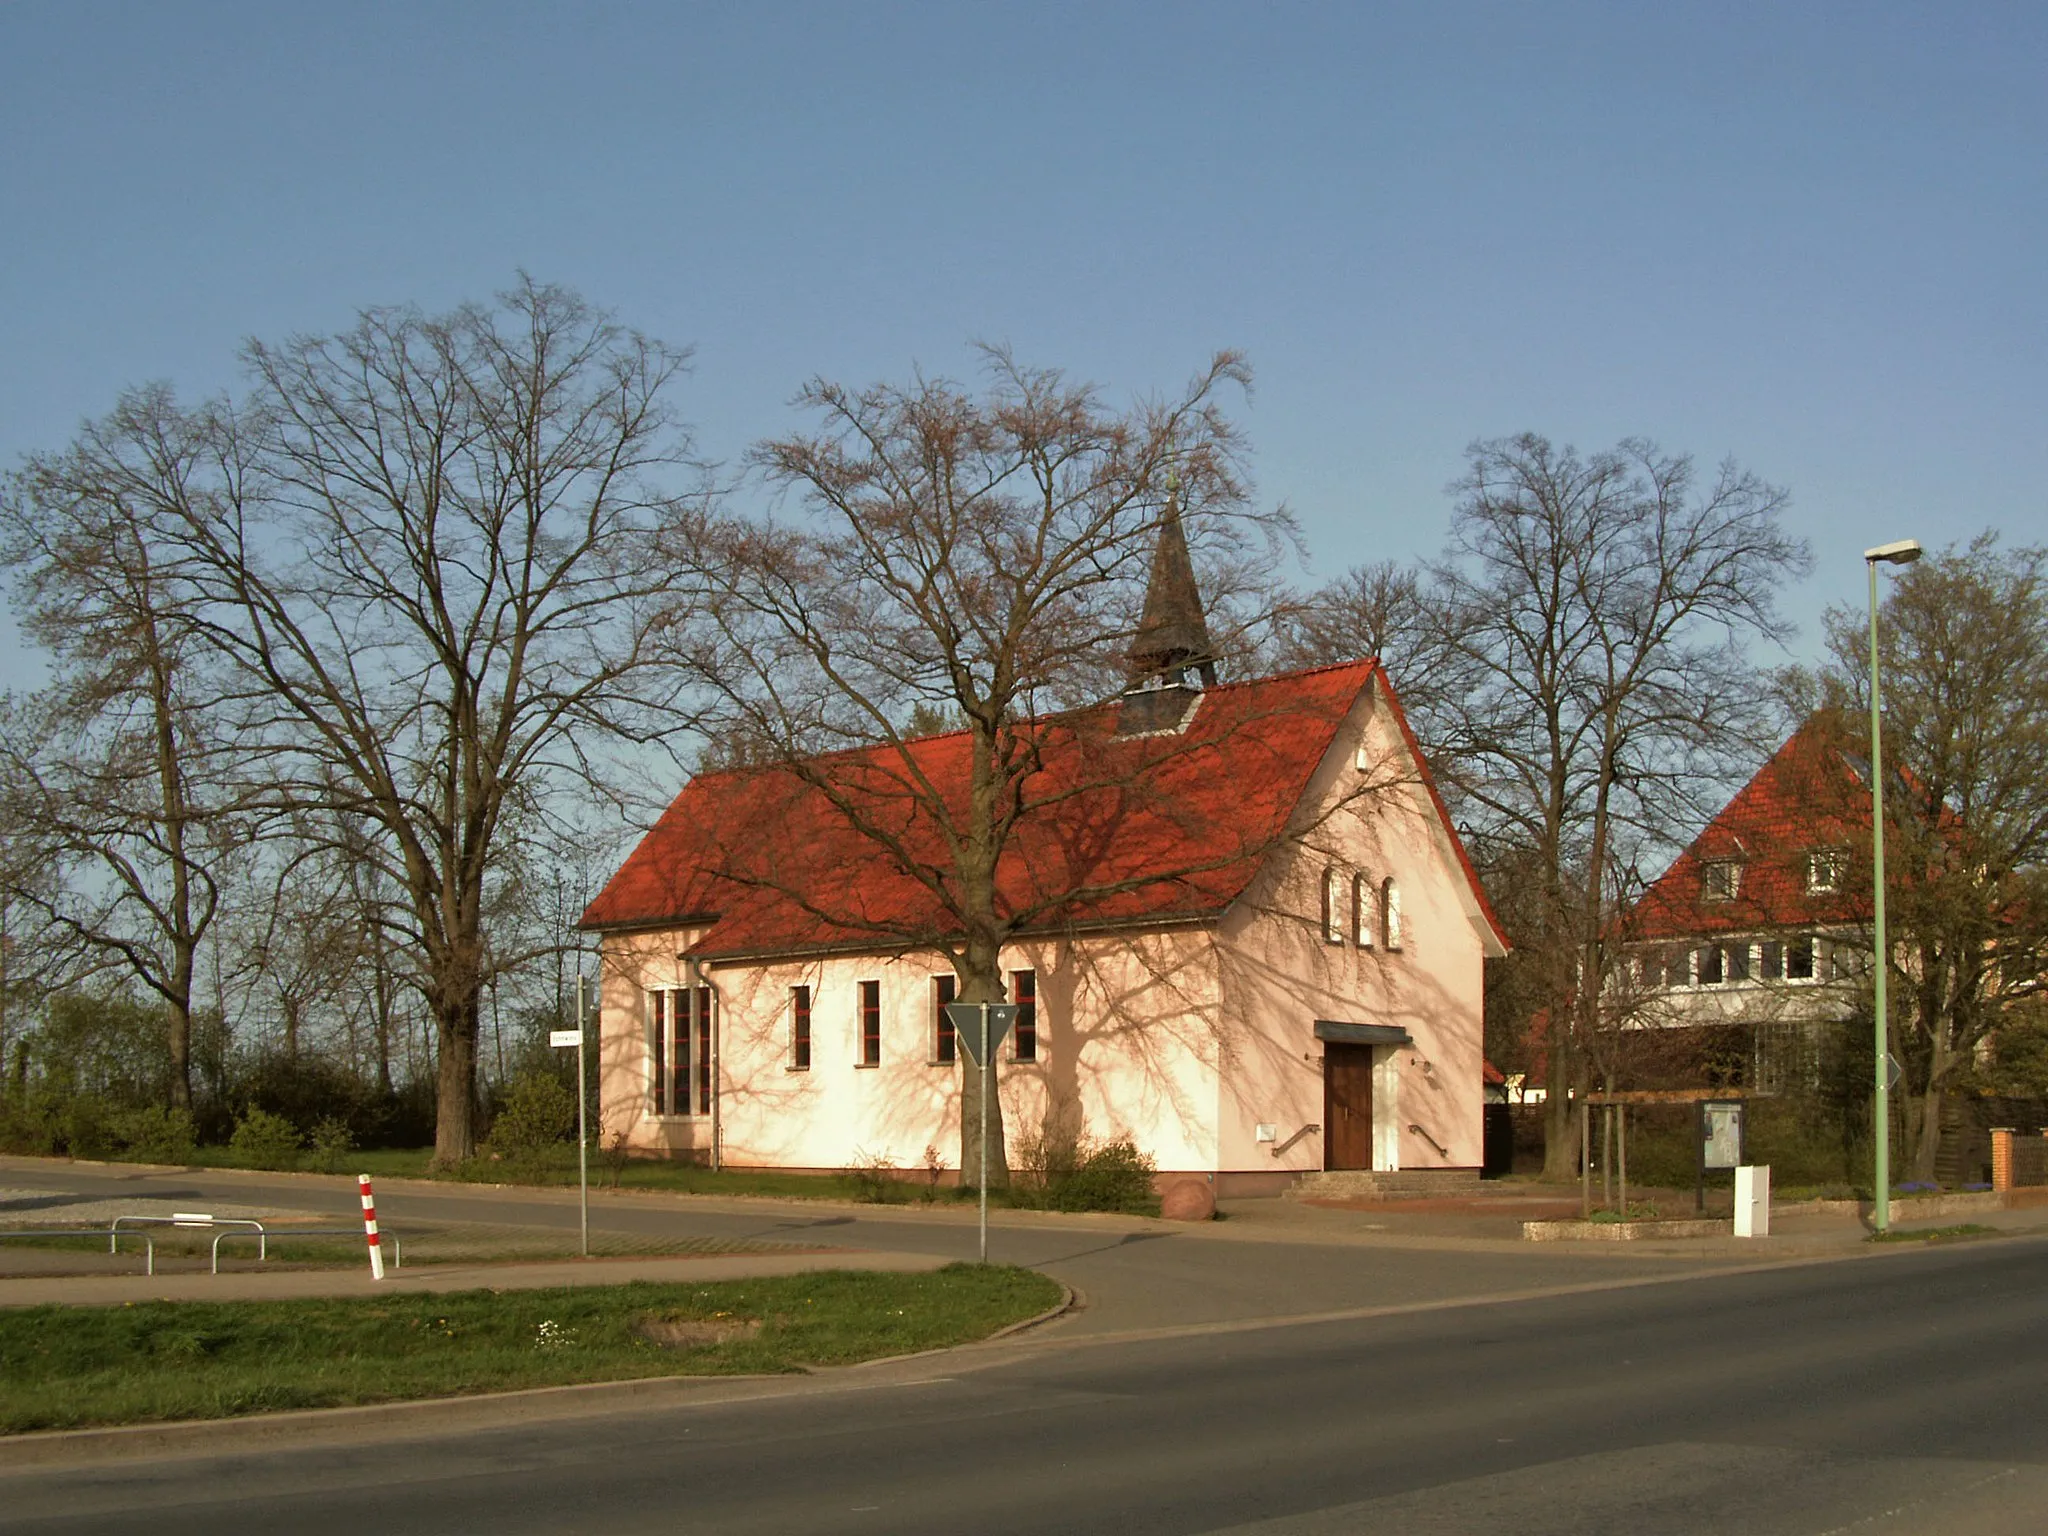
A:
1865,538,1921,1234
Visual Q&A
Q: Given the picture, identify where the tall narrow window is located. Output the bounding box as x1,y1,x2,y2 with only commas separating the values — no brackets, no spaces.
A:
933,974,957,1064
669,988,693,1115
1380,878,1402,950
1353,874,1375,949
1323,868,1345,944
1786,936,1815,980
648,989,666,1111
1011,970,1037,1062
695,986,713,1113
790,985,812,1070
859,980,882,1067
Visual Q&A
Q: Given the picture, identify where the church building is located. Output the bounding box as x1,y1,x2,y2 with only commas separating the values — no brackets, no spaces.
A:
579,523,1505,1195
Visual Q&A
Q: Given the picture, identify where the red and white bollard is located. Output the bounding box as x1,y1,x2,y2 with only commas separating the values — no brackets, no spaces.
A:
358,1174,385,1281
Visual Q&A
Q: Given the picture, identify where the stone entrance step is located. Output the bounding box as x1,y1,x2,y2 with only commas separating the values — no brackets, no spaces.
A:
1285,1169,1482,1201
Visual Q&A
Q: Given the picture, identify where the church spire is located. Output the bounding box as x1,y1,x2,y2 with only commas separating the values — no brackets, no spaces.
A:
1127,486,1218,689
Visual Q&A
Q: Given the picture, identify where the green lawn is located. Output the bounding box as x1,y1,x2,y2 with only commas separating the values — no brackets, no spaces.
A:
0,1265,1062,1434
170,1143,892,1201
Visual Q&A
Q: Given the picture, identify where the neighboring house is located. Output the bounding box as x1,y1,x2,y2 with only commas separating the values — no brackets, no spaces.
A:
1621,716,1875,1089
578,633,1506,1196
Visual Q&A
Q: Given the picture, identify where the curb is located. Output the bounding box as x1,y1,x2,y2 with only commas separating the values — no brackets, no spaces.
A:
1523,1218,1732,1242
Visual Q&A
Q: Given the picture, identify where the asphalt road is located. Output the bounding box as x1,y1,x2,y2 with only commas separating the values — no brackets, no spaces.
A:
4,1231,2045,1533
0,1159,1741,1335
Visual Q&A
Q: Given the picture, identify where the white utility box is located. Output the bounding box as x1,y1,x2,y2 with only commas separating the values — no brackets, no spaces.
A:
1734,1164,1771,1238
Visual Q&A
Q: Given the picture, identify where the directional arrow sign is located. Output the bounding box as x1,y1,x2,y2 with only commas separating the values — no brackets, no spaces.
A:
943,1002,1019,1067
1883,1052,1904,1093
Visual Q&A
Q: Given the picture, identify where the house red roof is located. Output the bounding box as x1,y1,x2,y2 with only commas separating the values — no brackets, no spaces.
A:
582,660,1504,959
1629,715,1872,940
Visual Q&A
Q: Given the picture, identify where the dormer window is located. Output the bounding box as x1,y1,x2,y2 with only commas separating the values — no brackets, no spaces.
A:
1701,859,1743,903
1806,849,1846,894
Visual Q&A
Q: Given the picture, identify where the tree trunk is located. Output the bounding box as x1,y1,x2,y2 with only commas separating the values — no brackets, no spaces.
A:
432,991,482,1165
166,998,193,1112
1541,1028,1577,1179
956,938,1010,1188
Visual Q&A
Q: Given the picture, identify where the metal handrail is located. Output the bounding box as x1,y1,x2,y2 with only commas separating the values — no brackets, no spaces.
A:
1270,1123,1322,1158
111,1214,266,1275
1,1219,399,1276
1408,1123,1451,1159
212,1227,403,1271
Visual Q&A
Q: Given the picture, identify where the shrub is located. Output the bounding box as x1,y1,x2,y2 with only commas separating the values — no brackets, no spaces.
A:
58,1096,118,1160
115,1106,197,1165
486,1071,577,1161
842,1149,902,1203
229,1107,304,1169
307,1116,356,1174
1050,1139,1159,1214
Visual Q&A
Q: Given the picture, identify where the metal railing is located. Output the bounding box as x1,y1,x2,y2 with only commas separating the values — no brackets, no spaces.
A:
1,1217,401,1277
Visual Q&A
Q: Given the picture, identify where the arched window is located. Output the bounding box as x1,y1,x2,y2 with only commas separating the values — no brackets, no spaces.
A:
1352,873,1374,948
1380,877,1402,950
1322,867,1344,944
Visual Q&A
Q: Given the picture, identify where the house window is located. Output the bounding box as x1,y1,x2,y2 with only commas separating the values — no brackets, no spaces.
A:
1786,936,1816,981
1322,868,1345,944
790,985,811,1070
1353,874,1374,948
1760,941,1784,981
1806,850,1846,894
646,986,711,1114
1702,860,1743,902
933,974,957,1065
647,989,665,1110
1381,878,1402,950
1011,970,1037,1062
1823,938,1867,982
1697,944,1725,985
858,980,881,1067
1723,942,1751,983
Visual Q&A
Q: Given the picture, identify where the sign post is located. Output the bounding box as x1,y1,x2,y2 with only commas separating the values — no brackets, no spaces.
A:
944,1000,1019,1264
550,978,590,1258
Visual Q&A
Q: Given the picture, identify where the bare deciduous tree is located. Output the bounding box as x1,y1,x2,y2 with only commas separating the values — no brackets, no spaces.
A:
16,280,710,1161
689,349,1298,1183
1818,533,2048,1181
1427,434,1809,1175
0,400,251,1109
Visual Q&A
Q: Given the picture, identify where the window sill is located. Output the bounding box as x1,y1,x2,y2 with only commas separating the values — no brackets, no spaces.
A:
854,1061,880,1070
785,1064,810,1073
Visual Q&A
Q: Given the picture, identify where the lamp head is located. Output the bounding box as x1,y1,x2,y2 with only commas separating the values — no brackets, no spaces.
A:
1864,539,1922,565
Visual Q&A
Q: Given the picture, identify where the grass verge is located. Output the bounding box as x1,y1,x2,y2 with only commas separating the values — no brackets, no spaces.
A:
0,1265,1061,1435
1866,1223,1999,1245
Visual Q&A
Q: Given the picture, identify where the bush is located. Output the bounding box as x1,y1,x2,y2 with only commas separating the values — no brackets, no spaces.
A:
115,1106,197,1165
486,1071,577,1161
58,1096,118,1160
228,1108,304,1169
841,1149,903,1203
306,1116,356,1174
1049,1140,1159,1214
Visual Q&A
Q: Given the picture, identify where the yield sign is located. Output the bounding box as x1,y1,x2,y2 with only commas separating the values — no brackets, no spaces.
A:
943,1002,1019,1067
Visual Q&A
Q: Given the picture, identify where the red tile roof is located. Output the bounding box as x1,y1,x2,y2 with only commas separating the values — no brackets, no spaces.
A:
1629,715,1872,939
582,660,1505,959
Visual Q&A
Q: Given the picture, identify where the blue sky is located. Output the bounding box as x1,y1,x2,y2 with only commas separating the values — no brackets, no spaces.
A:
2,2,2042,683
